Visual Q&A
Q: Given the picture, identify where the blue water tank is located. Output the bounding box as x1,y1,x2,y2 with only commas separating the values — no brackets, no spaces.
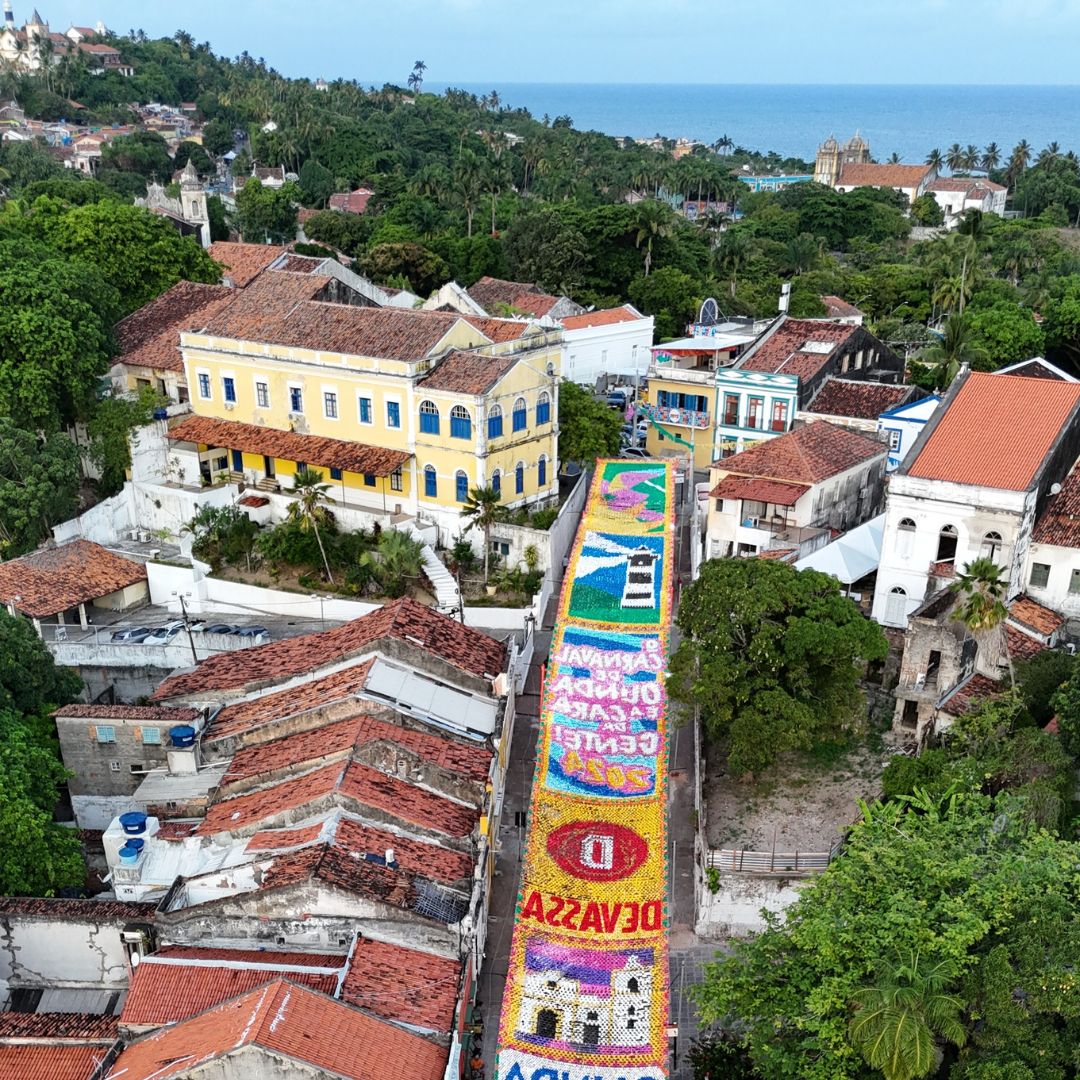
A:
119,812,147,835
118,846,140,865
125,837,145,853
170,725,196,747
153,407,168,421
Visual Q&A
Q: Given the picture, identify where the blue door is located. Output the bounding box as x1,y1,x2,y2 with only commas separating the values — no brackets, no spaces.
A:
231,449,243,472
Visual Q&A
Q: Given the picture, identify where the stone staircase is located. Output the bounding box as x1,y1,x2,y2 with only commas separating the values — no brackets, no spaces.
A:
397,524,459,613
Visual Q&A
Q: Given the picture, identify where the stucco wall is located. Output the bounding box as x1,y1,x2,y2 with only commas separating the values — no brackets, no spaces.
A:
695,874,807,938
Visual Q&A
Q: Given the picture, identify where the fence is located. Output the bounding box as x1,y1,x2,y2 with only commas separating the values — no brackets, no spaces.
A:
705,837,845,877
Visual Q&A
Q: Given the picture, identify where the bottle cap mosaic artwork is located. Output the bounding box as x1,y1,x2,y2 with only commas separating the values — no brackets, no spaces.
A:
495,461,674,1080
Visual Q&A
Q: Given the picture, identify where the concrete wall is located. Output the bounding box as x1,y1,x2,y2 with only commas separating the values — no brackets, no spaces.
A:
695,874,807,938
562,317,654,386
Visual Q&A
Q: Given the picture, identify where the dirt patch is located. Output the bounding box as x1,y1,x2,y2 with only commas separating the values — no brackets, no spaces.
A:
704,739,901,853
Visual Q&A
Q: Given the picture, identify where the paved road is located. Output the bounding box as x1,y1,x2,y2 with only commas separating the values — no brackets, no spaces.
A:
475,478,723,1077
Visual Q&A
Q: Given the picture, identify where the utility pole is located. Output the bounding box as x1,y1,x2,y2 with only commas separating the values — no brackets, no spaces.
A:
173,591,198,666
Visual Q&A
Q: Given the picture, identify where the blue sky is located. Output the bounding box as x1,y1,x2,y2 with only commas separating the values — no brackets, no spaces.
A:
24,1,1075,85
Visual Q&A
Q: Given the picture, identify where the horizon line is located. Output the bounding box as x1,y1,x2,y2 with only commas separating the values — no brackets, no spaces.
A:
417,80,1080,89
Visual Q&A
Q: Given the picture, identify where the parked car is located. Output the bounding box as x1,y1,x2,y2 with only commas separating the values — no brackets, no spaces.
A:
198,623,237,635
233,625,270,639
619,447,652,460
144,625,182,644
111,626,152,643
606,389,630,410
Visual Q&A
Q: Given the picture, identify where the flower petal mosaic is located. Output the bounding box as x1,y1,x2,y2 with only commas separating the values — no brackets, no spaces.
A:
496,461,674,1080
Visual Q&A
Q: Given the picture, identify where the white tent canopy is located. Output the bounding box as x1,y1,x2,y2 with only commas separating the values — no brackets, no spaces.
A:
795,514,885,584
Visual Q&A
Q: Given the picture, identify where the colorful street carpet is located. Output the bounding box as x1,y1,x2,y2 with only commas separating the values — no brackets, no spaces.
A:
495,460,674,1080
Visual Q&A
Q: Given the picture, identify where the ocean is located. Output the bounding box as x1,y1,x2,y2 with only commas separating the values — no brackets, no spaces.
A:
427,82,1080,164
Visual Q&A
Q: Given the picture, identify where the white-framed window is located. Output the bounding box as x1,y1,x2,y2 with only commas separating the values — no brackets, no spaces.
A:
1030,562,1050,589
288,385,304,414
323,391,338,420
886,428,901,452
95,725,116,743
981,531,1003,561
255,380,270,409
142,727,161,745
197,371,211,400
1070,569,1080,595
222,375,236,403
358,396,373,425
897,517,916,559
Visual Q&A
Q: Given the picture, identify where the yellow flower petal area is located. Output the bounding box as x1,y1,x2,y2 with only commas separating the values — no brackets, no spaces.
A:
495,461,675,1080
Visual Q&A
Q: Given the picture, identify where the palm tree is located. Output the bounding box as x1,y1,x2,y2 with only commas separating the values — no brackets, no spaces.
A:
407,59,426,93
962,144,980,172
945,143,965,173
715,228,752,299
925,148,944,170
1037,140,1061,167
849,951,967,1080
1008,138,1031,178
634,200,673,276
981,141,1001,173
887,152,901,165
921,313,985,388
950,556,1013,683
460,485,504,583
289,466,335,585
454,148,483,237
712,134,733,156
783,232,822,276
361,529,424,599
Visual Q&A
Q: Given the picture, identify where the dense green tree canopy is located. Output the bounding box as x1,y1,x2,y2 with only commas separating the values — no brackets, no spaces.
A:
235,178,301,244
557,381,623,465
670,559,888,776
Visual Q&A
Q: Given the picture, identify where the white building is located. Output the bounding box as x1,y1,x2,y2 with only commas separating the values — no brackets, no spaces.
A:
1024,463,1080,623
876,394,941,473
559,304,654,387
926,176,1008,226
705,420,888,561
871,371,1080,628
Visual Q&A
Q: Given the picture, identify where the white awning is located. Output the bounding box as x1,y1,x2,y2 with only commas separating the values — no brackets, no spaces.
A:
795,514,885,584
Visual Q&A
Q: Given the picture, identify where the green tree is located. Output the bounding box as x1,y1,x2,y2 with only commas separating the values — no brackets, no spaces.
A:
460,485,505,583
35,200,220,315
557,380,623,466
86,386,164,495
849,952,967,1080
1041,276,1080,366
288,466,335,584
633,199,674,276
627,265,698,340
172,140,213,175
920,315,986,390
361,529,424,599
0,608,81,715
99,129,173,179
298,159,335,208
207,194,229,242
234,177,300,244
910,193,945,227
359,241,448,296
1014,649,1073,727
670,559,887,776
201,117,235,157
950,557,1011,683
966,303,1044,367
1050,661,1080,759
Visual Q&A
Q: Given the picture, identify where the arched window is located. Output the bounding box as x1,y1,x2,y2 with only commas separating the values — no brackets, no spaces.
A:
897,517,916,558
627,977,639,994
537,454,547,487
536,390,551,426
455,470,469,502
885,585,907,626
491,469,501,495
936,524,958,563
515,461,525,494
419,399,440,435
981,531,1003,561
487,404,503,439
423,464,437,498
512,396,527,433
450,404,471,440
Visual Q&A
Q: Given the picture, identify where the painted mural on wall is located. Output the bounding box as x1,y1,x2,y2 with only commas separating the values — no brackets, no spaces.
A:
495,460,674,1080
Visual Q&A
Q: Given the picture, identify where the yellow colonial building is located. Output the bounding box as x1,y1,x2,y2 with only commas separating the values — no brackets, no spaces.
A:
166,268,561,547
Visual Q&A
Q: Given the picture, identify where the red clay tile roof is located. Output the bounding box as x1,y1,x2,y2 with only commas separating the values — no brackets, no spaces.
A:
52,704,199,723
103,980,449,1080
929,559,957,579
0,897,156,920
153,946,347,967
206,661,375,742
0,1045,112,1080
122,959,340,1027
1033,466,1080,547
417,348,517,394
938,673,1002,717
467,276,563,318
201,295,465,360
168,414,411,477
838,162,934,189
154,821,199,841
458,314,531,342
756,547,798,561
710,476,809,506
274,253,325,273
739,318,860,379
1005,624,1047,662
907,372,1080,491
247,823,325,850
342,937,460,1032
224,713,490,788
0,1013,118,1039
1008,595,1064,637
199,762,344,835
807,379,914,420
153,598,505,701
223,717,363,786
710,420,885,483
329,189,374,214
820,295,865,319
560,305,644,330
258,844,417,909
0,540,147,618
209,242,287,287
334,817,473,885
114,281,233,373
340,761,478,837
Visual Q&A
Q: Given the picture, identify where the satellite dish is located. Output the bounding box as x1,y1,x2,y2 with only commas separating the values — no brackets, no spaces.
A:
698,297,720,326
